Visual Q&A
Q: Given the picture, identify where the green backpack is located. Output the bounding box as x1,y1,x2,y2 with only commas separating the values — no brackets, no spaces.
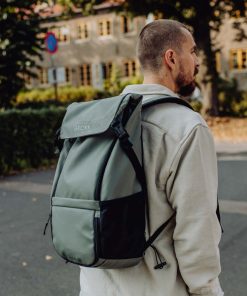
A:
44,93,195,269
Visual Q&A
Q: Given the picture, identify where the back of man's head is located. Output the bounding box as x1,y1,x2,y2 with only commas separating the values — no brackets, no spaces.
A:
137,19,189,73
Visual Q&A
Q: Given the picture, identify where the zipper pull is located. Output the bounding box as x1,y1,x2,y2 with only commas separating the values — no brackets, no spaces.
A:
43,213,51,235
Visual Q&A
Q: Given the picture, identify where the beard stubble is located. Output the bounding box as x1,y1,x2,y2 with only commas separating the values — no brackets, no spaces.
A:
176,65,198,97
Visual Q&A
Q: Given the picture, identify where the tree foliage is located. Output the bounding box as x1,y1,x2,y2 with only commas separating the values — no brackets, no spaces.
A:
0,0,46,108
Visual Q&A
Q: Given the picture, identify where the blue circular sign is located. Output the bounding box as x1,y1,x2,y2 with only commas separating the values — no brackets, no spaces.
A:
45,32,58,54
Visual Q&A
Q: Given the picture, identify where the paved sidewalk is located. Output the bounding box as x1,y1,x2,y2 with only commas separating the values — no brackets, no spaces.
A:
214,140,247,157
0,170,79,296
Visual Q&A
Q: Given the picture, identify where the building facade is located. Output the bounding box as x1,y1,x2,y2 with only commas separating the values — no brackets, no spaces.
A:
31,5,145,90
215,17,247,90
28,3,247,91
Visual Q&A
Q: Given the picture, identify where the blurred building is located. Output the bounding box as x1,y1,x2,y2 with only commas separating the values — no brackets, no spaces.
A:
27,1,247,91
29,1,144,90
214,17,247,91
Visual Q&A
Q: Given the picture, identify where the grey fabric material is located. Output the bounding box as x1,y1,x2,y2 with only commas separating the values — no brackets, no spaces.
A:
101,100,143,200
60,95,125,139
52,197,100,210
54,136,114,199
52,205,98,266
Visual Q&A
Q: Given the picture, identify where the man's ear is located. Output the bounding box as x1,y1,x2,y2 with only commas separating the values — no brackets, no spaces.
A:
163,49,176,70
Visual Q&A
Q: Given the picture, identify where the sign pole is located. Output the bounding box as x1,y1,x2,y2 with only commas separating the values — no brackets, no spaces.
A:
45,32,59,101
51,55,58,101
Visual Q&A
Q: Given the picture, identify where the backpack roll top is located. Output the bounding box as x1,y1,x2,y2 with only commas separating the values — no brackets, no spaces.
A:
50,93,147,268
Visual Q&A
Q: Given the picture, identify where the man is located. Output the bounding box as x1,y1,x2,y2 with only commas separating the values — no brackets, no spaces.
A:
80,19,223,296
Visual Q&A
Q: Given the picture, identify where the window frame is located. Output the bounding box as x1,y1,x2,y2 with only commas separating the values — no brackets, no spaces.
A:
102,62,113,80
98,19,112,37
76,22,89,41
65,67,72,83
39,67,48,85
79,64,92,86
53,26,70,44
120,15,136,35
123,60,137,77
229,49,247,71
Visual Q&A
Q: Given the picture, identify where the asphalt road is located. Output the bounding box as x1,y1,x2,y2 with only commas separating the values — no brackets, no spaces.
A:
0,170,79,296
217,158,247,296
0,157,246,296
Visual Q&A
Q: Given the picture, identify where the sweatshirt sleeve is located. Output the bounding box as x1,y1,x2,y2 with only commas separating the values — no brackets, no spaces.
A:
166,124,224,296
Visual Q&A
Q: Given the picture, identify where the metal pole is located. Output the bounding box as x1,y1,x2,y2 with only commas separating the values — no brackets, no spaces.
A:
51,55,58,101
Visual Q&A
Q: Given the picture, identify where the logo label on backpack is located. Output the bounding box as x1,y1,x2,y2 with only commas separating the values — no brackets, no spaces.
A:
73,118,110,132
74,121,92,131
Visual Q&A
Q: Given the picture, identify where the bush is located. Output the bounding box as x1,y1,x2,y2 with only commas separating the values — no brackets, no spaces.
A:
189,99,203,113
0,107,66,175
218,78,247,117
14,75,144,108
231,91,247,117
104,64,143,96
14,86,105,109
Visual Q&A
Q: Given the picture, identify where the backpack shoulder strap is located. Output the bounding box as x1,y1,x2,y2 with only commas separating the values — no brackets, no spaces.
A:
142,95,194,111
142,95,223,249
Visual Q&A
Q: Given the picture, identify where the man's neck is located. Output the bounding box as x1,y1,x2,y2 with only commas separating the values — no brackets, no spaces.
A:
142,74,176,93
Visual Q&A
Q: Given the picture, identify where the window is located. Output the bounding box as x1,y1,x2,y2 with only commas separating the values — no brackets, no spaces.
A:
102,62,112,79
53,26,70,43
230,49,247,70
80,64,91,86
230,50,238,69
121,16,129,33
77,23,89,40
232,2,247,18
98,20,111,36
120,15,136,34
123,60,137,77
242,51,247,69
39,68,48,84
65,67,71,83
215,52,221,73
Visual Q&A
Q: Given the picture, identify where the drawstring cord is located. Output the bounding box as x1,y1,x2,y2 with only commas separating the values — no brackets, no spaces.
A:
150,245,167,270
43,213,51,235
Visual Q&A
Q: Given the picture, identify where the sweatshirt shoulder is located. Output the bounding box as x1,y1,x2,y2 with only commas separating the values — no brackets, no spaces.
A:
142,103,209,142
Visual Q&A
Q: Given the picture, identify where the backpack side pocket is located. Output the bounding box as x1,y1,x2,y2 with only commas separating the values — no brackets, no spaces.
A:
52,197,100,266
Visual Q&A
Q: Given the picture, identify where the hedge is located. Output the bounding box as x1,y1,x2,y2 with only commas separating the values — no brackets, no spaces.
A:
14,86,106,109
13,77,143,109
0,107,66,175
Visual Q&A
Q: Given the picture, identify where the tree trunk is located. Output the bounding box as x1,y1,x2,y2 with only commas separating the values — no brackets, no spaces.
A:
199,50,219,116
192,1,219,116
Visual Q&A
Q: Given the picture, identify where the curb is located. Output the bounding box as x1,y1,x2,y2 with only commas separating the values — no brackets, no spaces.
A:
214,140,247,158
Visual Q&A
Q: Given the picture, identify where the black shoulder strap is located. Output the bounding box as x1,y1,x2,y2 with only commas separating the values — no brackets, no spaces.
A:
142,96,194,111
144,212,175,250
142,95,223,247
143,96,191,245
